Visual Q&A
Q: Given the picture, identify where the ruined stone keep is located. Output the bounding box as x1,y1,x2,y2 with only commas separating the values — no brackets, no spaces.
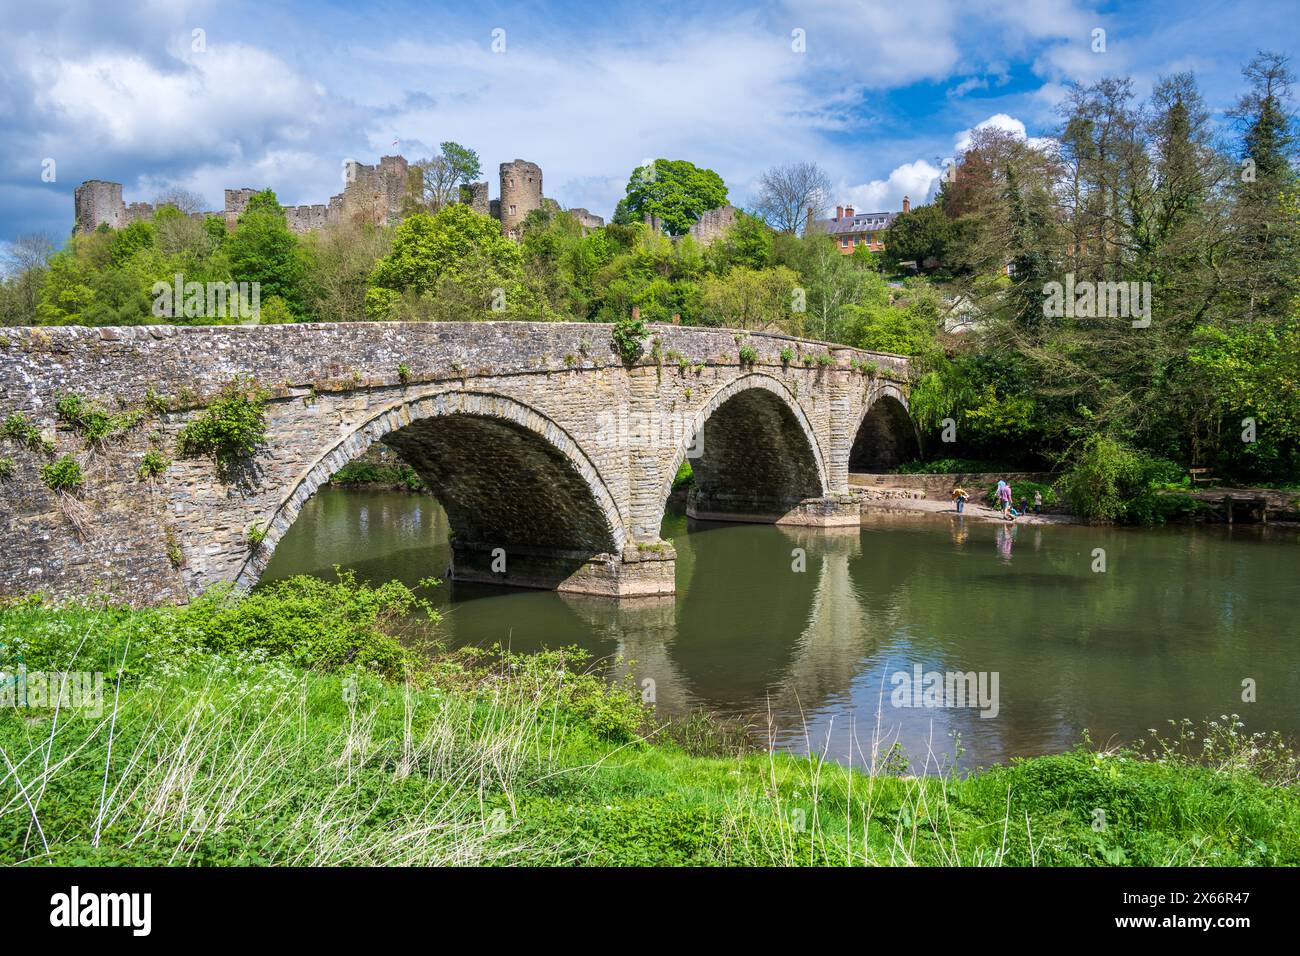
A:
73,154,605,238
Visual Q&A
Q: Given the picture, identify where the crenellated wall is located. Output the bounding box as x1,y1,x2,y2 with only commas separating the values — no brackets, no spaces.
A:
73,153,590,239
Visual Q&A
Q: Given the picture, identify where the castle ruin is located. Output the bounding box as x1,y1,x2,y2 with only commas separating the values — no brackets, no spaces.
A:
73,155,605,239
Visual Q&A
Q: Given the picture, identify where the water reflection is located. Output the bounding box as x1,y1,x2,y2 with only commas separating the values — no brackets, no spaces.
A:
262,487,1300,772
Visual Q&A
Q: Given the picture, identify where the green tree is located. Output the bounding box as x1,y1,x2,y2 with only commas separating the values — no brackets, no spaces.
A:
698,266,799,331
223,190,308,319
704,211,773,272
1230,51,1298,320
365,205,543,321
613,159,728,236
302,221,393,322
416,141,484,211
881,204,954,275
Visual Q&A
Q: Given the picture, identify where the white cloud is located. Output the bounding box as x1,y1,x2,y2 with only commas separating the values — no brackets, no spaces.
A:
0,0,1273,243
349,25,835,217
782,0,965,87
36,45,326,159
954,113,1056,155
837,159,942,213
948,76,990,98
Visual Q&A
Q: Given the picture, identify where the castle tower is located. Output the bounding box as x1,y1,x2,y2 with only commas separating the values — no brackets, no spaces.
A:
498,159,542,238
224,188,258,229
377,155,409,224
74,180,127,234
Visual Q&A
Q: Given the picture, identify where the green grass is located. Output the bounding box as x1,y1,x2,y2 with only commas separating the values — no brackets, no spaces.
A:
2,578,1297,867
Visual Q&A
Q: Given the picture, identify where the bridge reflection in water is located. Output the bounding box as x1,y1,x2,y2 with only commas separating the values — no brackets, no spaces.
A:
262,488,1300,772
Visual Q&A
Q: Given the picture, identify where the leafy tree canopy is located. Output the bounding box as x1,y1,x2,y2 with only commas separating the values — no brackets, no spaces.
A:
613,159,728,236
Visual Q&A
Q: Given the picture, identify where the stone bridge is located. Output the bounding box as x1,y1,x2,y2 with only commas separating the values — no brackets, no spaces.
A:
0,322,913,603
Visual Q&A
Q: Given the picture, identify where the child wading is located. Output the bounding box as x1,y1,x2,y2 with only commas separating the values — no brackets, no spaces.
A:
951,486,970,513
1034,490,1043,514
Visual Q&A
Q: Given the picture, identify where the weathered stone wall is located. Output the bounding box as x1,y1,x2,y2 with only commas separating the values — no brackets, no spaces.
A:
223,187,258,229
73,181,127,233
849,471,1056,497
568,207,605,229
687,205,739,245
74,154,554,239
468,181,491,216
0,322,909,603
284,204,330,233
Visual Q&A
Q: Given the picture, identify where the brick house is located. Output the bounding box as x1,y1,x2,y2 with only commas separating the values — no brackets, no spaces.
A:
809,196,910,254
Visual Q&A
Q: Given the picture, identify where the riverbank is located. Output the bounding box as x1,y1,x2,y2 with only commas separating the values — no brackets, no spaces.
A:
861,493,1075,525
3,577,1297,867
854,471,1300,527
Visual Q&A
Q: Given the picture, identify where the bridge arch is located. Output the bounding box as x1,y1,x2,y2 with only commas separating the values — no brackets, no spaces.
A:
849,385,918,472
236,390,627,591
659,372,829,526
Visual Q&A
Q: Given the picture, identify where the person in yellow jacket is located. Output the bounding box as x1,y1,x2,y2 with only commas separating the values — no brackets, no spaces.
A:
951,485,970,514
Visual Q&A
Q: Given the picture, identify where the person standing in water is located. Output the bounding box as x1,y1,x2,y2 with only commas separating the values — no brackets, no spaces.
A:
996,480,1012,519
951,485,970,513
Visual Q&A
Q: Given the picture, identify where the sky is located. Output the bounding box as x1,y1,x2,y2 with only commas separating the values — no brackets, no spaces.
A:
1,0,1297,248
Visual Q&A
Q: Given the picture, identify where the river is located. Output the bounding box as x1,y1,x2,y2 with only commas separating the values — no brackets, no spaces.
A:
262,486,1300,772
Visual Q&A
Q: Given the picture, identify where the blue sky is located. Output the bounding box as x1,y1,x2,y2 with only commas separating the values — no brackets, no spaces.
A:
1,0,1297,248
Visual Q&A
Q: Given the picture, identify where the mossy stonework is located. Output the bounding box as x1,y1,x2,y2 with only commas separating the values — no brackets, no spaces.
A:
0,322,910,604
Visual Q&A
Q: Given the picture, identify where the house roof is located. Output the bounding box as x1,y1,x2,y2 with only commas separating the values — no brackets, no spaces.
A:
813,211,898,236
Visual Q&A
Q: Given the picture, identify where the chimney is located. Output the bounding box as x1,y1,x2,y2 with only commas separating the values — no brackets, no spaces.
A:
902,195,910,214
805,206,815,234
844,205,854,218
835,205,843,220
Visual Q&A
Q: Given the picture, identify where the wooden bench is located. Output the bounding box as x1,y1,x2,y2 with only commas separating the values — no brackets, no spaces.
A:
1189,467,1217,485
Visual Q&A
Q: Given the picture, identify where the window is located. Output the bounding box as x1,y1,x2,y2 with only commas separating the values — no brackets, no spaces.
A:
509,204,516,216
841,236,849,247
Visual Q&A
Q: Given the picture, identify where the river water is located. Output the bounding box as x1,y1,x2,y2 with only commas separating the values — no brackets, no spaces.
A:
262,487,1300,772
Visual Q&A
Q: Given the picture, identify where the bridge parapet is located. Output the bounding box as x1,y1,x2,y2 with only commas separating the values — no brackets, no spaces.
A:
0,322,910,603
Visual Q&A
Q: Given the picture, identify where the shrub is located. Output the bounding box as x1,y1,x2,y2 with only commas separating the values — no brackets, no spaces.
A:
40,455,84,492
169,572,429,678
779,347,794,365
0,457,12,481
984,479,1057,509
397,362,412,384
895,457,1019,475
2,412,53,454
738,344,758,364
330,460,426,491
247,521,269,549
56,392,144,445
1059,435,1183,524
1059,435,1142,521
137,449,169,480
611,312,648,364
816,352,834,366
176,377,269,475
144,387,170,415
